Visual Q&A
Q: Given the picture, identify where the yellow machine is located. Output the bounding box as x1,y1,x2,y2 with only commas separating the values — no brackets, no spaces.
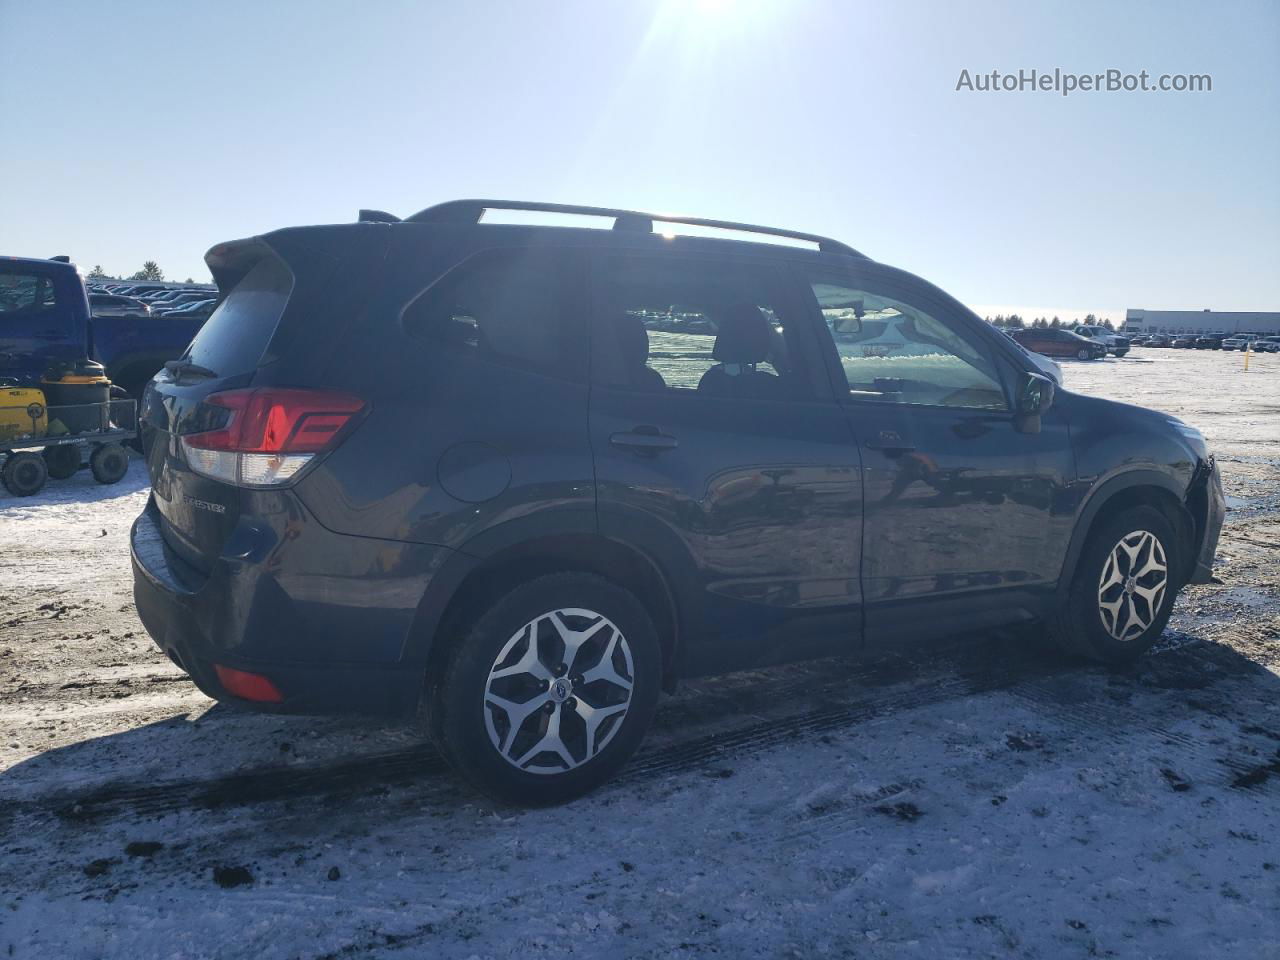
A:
0,386,48,443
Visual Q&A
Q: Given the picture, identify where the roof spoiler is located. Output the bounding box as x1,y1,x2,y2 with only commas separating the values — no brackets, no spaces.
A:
48,255,71,263
358,209,401,223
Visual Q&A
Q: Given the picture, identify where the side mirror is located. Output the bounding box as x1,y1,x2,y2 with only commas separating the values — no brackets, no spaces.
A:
1015,372,1054,433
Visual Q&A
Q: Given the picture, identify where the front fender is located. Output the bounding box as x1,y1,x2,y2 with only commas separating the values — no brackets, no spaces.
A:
1056,468,1190,598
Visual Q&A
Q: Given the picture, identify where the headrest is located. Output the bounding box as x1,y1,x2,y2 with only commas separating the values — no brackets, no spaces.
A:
713,303,773,364
617,312,651,366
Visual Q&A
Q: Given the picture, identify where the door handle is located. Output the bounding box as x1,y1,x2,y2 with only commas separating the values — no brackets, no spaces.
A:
610,427,678,454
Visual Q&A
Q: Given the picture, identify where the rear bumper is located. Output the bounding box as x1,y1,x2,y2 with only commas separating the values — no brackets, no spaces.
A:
131,498,454,715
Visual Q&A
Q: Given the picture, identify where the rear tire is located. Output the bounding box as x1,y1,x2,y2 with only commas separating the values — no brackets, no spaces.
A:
2,452,48,496
89,443,129,484
43,445,81,479
1052,505,1180,663
432,572,662,806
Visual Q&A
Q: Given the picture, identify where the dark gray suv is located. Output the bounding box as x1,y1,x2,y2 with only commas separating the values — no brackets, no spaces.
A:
131,200,1225,804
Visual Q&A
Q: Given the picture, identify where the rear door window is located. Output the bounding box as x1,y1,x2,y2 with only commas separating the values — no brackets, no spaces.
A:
591,253,815,400
184,257,292,375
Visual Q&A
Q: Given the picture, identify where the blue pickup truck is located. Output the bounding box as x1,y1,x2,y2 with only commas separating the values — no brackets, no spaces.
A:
1,255,206,398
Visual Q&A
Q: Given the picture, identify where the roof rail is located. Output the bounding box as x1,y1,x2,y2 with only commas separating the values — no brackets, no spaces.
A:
404,199,866,258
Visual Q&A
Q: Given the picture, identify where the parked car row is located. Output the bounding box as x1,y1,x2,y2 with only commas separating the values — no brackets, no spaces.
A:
1222,333,1280,352
1013,327,1280,361
1125,332,1280,351
86,280,219,320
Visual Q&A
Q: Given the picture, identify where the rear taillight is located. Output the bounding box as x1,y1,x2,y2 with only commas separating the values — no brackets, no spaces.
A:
181,388,365,487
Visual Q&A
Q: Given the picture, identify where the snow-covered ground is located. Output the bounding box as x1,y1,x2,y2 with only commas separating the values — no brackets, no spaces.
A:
1,350,1277,959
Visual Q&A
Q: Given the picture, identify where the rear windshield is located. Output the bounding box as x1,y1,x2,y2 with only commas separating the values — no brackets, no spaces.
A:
185,256,292,375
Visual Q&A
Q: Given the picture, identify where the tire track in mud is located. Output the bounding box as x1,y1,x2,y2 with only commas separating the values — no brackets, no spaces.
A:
619,660,1026,787
308,775,927,960
5,673,192,702
8,637,1271,827
9,642,1058,824
1009,679,1277,788
776,779,926,844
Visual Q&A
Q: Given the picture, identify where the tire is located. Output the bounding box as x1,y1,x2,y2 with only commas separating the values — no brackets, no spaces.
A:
89,442,129,484
1053,505,1180,663
43,444,81,480
432,572,662,805
1077,347,1090,360
2,452,48,497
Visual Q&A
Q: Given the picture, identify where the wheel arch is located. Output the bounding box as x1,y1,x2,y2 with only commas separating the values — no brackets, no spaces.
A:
1058,470,1195,598
409,533,682,702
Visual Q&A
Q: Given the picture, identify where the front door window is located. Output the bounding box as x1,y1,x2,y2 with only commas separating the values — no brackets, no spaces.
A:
810,279,1007,411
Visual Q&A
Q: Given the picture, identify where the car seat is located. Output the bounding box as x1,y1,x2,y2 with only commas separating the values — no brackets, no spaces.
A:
616,311,665,390
697,303,782,399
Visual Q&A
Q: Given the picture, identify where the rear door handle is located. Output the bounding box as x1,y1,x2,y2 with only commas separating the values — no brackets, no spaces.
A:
610,427,678,454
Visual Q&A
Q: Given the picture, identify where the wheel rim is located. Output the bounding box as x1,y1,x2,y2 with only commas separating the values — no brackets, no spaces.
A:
1078,348,1089,359
483,607,634,775
1097,529,1168,641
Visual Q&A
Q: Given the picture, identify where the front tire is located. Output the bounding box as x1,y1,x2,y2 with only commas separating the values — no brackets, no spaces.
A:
1077,347,1090,360
1054,505,1180,663
432,573,662,805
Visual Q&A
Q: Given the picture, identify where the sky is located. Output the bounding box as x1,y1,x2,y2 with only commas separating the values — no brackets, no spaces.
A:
2,0,1277,322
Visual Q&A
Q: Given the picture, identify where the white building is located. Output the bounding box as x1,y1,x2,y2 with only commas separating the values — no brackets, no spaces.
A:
1123,309,1280,335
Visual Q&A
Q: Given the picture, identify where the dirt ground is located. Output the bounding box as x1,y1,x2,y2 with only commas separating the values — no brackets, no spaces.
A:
1,348,1277,959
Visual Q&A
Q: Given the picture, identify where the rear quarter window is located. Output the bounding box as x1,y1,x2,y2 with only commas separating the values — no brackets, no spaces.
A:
184,257,292,375
400,248,583,380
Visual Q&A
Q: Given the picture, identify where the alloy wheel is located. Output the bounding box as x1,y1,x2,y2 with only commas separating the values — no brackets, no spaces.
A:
483,608,635,774
1097,529,1168,641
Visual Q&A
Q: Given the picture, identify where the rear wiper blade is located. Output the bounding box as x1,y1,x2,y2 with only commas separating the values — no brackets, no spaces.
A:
163,359,218,379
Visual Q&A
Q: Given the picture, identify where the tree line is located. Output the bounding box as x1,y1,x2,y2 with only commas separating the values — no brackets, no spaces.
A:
87,261,202,284
985,313,1115,330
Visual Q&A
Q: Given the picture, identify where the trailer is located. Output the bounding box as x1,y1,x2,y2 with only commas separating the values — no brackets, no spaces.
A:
0,397,136,496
